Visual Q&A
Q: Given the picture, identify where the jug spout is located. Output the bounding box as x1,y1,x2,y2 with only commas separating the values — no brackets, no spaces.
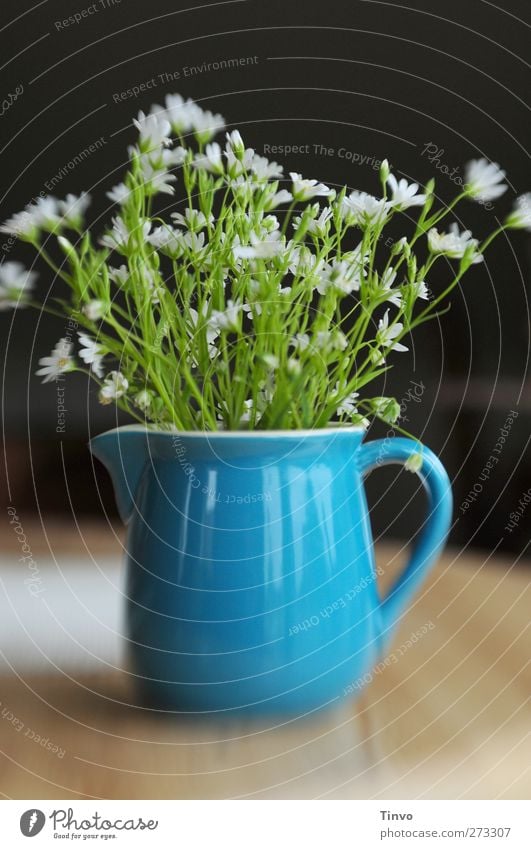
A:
89,426,150,523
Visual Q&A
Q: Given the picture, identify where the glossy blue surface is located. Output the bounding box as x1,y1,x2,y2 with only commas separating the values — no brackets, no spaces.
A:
90,426,452,715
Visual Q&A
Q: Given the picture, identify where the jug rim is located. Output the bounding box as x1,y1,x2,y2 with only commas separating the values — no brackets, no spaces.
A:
91,423,366,438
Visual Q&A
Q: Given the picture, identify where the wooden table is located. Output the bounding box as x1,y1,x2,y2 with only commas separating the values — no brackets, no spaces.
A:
0,520,529,799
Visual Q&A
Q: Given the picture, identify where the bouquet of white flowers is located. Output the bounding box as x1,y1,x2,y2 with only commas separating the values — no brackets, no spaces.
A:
1,94,529,431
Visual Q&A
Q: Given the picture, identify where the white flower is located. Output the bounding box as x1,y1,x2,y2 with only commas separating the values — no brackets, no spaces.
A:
261,212,279,230
335,387,360,417
225,145,254,179
314,244,367,296
0,209,38,240
338,195,361,225
133,142,182,176
315,330,348,353
108,265,129,286
251,154,283,180
60,192,91,227
1,196,62,239
411,279,429,301
162,146,187,167
82,299,106,321
178,230,206,253
140,267,164,304
100,217,150,253
316,259,360,295
341,191,390,226
344,242,370,272
35,338,74,383
147,171,176,197
286,357,301,376
3,197,62,237
377,267,402,307
147,226,183,259
191,108,225,143
239,383,274,423
241,281,264,319
264,189,293,210
189,303,219,347
379,267,397,289
33,196,63,230
428,223,483,263
133,109,171,150
99,371,129,404
146,269,165,303
138,160,176,196
106,182,130,205
192,142,224,175
228,177,254,204
242,280,291,318
100,216,130,251
171,208,212,231
259,214,280,235
290,333,310,352
262,353,279,370
288,244,322,277
311,206,334,236
505,193,531,232
78,333,105,378
376,309,408,353
163,94,200,133
0,262,37,310
464,158,507,202
233,230,283,259
387,175,426,210
290,172,333,202
208,299,242,332
134,389,153,412
239,398,257,424
294,206,333,238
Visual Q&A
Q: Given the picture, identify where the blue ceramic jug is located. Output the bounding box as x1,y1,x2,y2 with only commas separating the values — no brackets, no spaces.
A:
90,426,452,715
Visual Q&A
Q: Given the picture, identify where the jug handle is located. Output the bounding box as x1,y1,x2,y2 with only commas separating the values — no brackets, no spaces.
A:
357,437,453,637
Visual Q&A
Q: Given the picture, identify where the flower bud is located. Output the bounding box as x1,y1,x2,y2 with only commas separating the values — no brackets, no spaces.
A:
380,158,390,183
370,396,400,424
226,130,245,160
57,236,76,257
134,389,153,411
82,300,106,321
262,354,279,370
405,452,423,473
287,358,301,376
391,236,410,258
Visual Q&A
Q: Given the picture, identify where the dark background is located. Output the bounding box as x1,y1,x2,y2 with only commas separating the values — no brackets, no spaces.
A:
1,0,529,556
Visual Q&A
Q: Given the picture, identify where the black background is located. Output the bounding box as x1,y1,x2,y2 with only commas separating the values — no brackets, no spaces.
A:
0,0,529,556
